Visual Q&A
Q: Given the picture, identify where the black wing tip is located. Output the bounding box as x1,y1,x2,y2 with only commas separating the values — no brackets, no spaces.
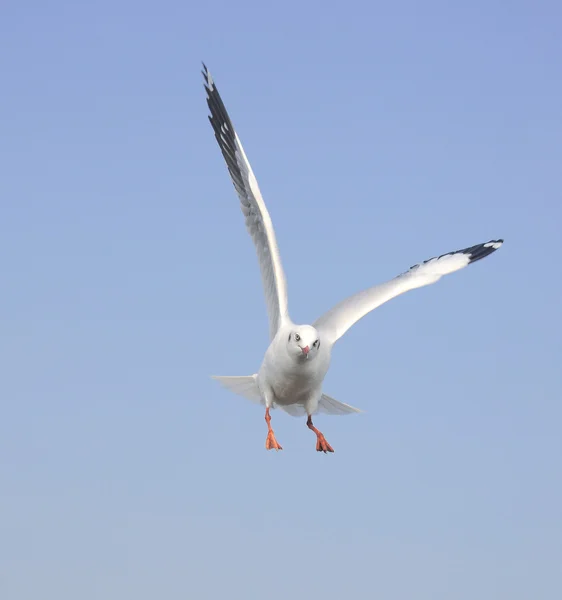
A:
409,238,504,271
201,62,213,91
466,238,504,264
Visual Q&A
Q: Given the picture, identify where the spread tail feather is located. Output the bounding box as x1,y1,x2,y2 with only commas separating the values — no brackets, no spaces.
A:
264,393,363,416
318,393,363,415
211,375,263,405
211,376,362,417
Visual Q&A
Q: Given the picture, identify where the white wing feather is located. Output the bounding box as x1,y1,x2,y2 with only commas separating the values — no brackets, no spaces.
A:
314,239,503,344
203,65,289,340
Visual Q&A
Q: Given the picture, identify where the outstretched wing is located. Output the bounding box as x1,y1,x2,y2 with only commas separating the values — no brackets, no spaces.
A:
203,64,289,340
314,239,504,344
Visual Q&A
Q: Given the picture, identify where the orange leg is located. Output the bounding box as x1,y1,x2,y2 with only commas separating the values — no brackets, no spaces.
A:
265,407,283,451
307,415,334,453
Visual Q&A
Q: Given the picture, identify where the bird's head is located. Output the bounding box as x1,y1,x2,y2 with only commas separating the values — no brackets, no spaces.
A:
286,325,321,362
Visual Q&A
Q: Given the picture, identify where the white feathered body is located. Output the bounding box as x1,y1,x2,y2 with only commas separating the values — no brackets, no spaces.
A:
257,325,332,414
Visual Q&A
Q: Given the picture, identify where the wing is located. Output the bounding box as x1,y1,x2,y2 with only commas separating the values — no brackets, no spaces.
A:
314,239,504,344
203,64,289,340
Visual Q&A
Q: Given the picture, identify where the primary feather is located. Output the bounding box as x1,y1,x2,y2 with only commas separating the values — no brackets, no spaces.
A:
203,64,289,340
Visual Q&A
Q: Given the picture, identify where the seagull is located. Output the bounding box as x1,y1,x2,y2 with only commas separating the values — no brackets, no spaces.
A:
202,64,503,453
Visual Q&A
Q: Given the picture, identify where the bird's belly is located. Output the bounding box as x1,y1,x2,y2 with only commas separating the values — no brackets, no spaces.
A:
269,369,318,406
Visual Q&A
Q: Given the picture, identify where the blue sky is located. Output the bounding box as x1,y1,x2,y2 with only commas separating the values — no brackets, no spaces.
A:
1,1,561,598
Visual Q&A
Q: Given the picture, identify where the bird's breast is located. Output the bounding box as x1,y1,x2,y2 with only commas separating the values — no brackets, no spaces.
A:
266,358,326,405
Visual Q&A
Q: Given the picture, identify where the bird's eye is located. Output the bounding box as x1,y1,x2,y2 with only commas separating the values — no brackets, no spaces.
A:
313,339,319,347
295,333,301,342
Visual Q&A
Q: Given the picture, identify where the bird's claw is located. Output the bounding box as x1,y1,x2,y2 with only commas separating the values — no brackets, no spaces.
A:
315,433,334,453
265,430,283,451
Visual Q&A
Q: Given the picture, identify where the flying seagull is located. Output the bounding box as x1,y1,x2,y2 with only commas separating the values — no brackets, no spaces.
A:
202,64,503,453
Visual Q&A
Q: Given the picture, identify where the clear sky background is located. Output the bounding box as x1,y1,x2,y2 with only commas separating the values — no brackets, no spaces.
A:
1,1,561,598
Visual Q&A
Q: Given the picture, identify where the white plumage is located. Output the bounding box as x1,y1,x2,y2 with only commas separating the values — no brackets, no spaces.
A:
203,64,504,452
